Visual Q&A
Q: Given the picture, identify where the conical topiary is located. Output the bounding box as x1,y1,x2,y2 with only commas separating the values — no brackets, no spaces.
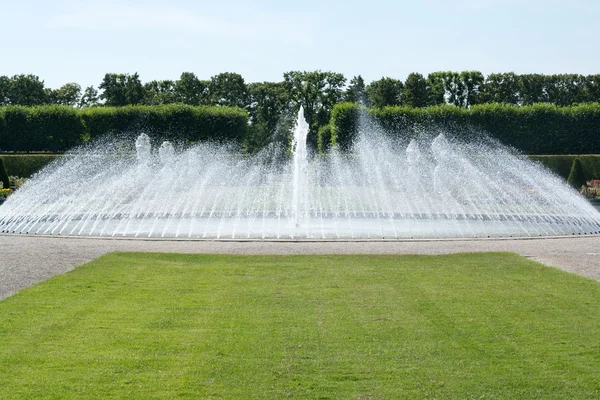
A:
567,158,586,189
0,158,10,190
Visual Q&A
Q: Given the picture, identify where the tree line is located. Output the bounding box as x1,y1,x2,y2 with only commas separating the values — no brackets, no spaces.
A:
2,71,600,152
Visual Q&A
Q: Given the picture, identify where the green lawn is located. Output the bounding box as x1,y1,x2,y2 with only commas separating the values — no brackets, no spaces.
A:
1,253,600,399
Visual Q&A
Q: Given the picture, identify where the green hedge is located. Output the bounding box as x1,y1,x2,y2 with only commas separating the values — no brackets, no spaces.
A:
0,154,63,177
529,155,600,180
331,102,600,155
0,104,248,152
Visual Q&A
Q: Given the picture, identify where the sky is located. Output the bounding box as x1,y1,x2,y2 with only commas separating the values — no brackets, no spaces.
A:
2,0,599,90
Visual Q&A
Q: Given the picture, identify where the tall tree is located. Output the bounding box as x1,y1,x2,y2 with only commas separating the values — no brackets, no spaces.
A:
460,71,485,107
246,81,292,153
144,80,176,105
426,72,446,106
174,72,210,105
344,75,366,103
99,73,144,106
546,74,586,106
519,74,548,105
480,72,520,104
209,72,248,108
403,73,428,107
584,74,600,103
365,77,403,108
7,74,48,106
0,76,10,105
78,86,99,108
51,83,82,106
283,70,346,151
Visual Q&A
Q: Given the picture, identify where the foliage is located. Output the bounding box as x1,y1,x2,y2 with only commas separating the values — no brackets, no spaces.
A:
78,86,99,108
174,72,210,106
0,157,9,189
343,75,366,103
0,155,63,178
245,82,292,153
2,74,49,106
480,72,520,104
283,70,346,152
49,83,82,106
2,252,600,398
80,104,248,146
143,80,177,105
330,102,360,152
403,72,428,108
331,102,600,155
99,73,145,106
317,124,332,154
365,77,403,108
567,158,587,189
0,105,85,152
209,72,248,108
529,155,600,180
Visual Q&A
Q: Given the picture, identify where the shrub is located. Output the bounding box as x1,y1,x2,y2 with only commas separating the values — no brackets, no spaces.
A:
0,157,9,189
330,102,600,155
530,155,600,180
1,104,249,152
317,124,332,154
567,158,586,189
0,155,62,178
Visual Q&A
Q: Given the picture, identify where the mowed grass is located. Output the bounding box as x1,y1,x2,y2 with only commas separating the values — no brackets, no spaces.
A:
1,253,600,399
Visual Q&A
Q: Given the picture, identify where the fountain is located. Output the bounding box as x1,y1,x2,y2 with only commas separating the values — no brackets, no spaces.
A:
0,108,599,239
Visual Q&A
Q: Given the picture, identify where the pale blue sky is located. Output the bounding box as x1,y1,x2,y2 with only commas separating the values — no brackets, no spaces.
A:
2,0,599,89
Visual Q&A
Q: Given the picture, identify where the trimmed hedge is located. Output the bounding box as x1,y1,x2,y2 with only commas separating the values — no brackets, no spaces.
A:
529,155,600,180
331,102,600,155
0,155,63,178
0,104,248,152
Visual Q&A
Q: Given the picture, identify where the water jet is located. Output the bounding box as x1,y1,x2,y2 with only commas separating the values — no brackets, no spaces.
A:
1,109,599,239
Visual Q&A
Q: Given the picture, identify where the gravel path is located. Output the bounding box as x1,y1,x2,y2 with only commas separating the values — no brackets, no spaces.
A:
2,234,600,300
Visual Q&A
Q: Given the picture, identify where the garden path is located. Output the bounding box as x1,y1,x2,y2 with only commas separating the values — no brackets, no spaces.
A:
1,235,600,300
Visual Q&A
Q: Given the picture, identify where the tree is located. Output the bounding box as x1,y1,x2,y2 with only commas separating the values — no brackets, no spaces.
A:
0,76,10,105
283,70,346,151
441,72,464,107
480,72,520,104
99,73,144,106
144,80,176,105
99,73,127,106
246,81,292,153
520,74,548,105
343,75,366,103
79,86,99,108
567,158,586,189
426,72,446,106
7,74,48,106
403,73,428,107
546,74,586,106
365,77,403,108
209,72,248,108
52,83,82,106
124,73,145,105
583,74,600,103
460,71,485,107
174,72,210,105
